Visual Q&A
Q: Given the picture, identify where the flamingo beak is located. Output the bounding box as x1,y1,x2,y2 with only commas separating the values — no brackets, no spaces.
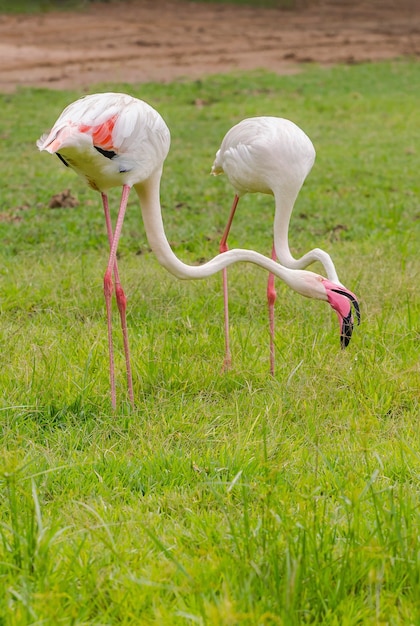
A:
322,280,361,348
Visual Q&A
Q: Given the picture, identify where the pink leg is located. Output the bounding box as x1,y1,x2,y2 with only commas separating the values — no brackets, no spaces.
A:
219,194,239,371
102,185,132,409
101,192,134,408
267,244,277,376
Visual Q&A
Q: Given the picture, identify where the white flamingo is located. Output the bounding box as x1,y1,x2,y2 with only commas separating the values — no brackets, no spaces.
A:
212,116,346,373
37,93,360,408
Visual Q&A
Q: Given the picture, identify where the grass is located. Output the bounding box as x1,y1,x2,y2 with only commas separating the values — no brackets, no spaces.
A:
0,0,300,13
0,59,419,624
1,0,85,12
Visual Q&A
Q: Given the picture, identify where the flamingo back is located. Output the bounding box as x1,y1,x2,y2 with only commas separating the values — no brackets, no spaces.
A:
212,116,315,198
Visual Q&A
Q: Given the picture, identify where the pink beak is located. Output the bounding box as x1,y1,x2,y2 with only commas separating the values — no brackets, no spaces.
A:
323,279,361,348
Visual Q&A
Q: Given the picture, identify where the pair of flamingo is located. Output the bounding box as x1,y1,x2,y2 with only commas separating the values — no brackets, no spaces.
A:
37,93,360,408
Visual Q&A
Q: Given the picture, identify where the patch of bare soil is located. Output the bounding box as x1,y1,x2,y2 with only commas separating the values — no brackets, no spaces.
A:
0,0,418,92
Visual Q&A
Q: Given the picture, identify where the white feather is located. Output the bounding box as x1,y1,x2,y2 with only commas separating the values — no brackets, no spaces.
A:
37,92,170,192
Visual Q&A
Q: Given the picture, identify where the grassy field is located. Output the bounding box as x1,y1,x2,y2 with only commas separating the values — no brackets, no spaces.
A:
0,60,419,624
0,0,298,13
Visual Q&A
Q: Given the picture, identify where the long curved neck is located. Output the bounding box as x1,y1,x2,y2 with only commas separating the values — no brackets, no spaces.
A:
272,186,298,261
133,173,317,297
272,187,340,284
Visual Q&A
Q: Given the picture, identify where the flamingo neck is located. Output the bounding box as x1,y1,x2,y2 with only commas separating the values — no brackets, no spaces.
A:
272,188,340,283
134,172,204,279
272,188,297,263
133,174,326,300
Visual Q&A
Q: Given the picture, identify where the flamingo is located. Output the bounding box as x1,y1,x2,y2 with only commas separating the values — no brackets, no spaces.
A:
212,116,346,373
37,93,360,408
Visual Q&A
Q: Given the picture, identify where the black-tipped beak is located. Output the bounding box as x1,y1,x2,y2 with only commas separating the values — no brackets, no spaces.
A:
331,288,361,349
324,281,361,349
341,310,354,348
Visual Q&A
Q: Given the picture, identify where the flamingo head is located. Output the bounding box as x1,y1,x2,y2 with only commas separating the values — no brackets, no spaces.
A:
321,279,360,348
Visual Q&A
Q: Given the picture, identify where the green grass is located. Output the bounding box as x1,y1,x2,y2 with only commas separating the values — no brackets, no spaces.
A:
0,60,419,624
1,0,85,12
0,0,299,13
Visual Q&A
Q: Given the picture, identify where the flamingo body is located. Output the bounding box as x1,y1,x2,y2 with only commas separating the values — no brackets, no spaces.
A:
37,93,170,192
212,116,315,199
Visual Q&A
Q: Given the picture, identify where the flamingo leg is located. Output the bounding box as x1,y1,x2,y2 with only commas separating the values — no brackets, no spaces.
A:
219,194,240,371
101,192,134,408
267,244,277,376
102,184,132,409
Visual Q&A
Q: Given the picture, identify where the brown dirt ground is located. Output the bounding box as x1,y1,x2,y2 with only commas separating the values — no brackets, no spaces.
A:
0,0,419,93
